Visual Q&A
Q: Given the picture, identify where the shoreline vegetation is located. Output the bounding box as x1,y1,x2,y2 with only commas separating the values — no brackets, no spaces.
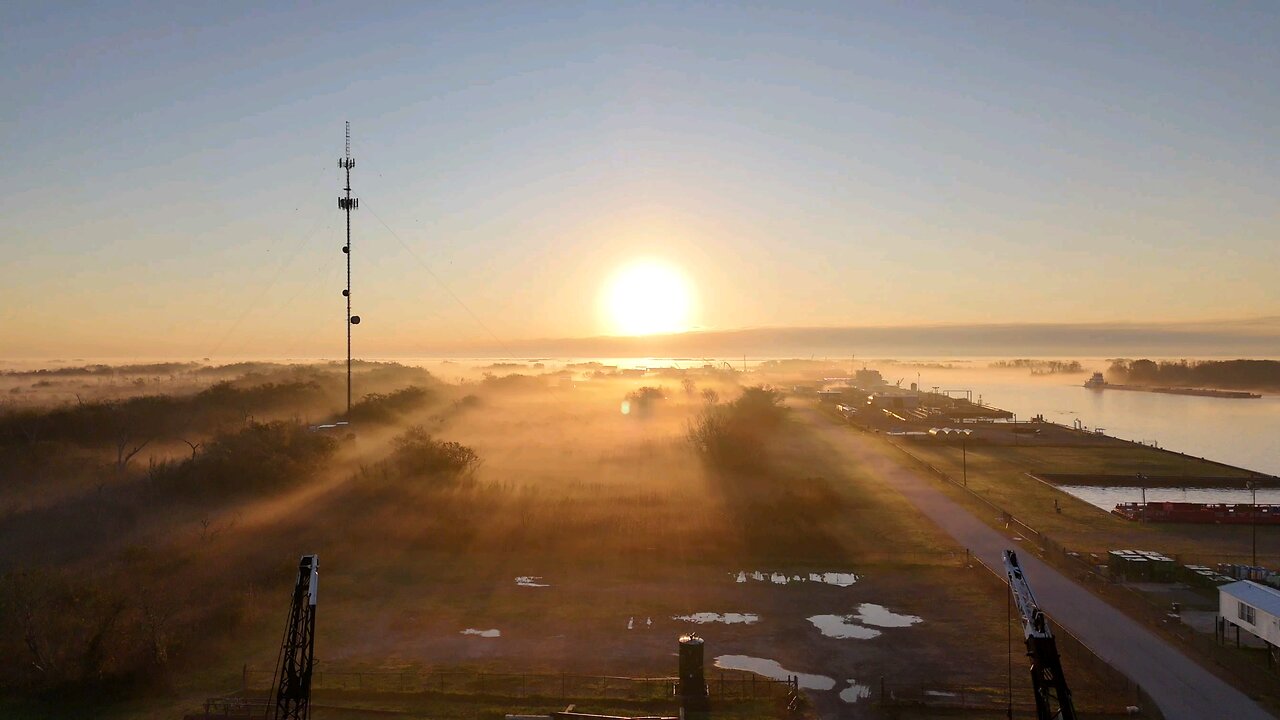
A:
1106,359,1280,392
989,359,1085,375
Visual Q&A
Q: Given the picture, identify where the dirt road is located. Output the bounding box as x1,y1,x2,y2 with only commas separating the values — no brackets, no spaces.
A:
800,409,1275,720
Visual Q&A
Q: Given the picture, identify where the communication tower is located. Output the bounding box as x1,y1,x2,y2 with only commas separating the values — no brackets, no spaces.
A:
337,122,360,417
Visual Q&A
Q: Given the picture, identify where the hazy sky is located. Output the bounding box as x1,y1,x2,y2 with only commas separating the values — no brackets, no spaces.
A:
3,2,1278,358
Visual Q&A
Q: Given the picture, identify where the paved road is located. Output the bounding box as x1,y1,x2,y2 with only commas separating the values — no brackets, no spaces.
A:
801,410,1275,720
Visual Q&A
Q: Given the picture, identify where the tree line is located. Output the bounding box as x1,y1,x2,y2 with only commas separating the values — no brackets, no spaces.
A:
1107,359,1280,390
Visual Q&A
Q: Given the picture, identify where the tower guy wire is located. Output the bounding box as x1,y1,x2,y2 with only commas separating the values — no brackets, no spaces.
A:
363,202,517,359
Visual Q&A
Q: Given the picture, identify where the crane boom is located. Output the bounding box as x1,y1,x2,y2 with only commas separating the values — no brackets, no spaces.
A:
272,555,318,720
1003,550,1077,720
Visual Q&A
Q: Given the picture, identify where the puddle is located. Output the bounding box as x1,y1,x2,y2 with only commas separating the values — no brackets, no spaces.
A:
854,603,922,628
807,615,882,639
713,655,835,691
460,628,500,638
810,604,920,638
733,571,859,587
674,612,760,625
812,572,859,587
925,690,958,698
839,680,872,703
515,576,549,587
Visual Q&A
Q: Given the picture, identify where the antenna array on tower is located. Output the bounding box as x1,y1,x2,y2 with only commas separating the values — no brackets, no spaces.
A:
338,121,360,417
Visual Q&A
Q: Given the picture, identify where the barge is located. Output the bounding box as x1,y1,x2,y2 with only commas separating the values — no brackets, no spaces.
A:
1084,373,1260,399
1112,501,1280,524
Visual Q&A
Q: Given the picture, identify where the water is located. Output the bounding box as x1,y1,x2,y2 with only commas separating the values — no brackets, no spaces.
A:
807,614,882,639
1059,485,1280,512
853,603,922,628
947,378,1280,476
712,655,836,690
514,576,549,587
673,612,759,625
732,570,859,586
460,628,500,637
839,680,872,703
809,603,922,639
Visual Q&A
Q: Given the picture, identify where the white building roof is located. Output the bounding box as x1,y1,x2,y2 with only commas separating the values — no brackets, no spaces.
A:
1220,580,1280,616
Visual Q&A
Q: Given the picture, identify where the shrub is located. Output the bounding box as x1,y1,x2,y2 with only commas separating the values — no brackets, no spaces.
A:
346,386,434,424
687,386,786,469
624,386,666,417
389,426,481,482
480,373,546,392
150,421,336,498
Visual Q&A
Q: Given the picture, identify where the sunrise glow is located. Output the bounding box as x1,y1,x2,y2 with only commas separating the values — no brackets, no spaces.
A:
602,261,694,336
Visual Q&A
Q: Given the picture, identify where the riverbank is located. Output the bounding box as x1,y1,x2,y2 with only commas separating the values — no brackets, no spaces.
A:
936,376,1280,477
799,406,1276,720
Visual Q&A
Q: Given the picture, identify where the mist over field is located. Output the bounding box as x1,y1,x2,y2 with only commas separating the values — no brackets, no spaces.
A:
0,358,1126,718
7,2,1280,718
3,352,1276,719
415,318,1280,360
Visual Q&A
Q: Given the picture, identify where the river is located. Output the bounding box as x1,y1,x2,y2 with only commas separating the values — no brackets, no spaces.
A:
930,377,1280,478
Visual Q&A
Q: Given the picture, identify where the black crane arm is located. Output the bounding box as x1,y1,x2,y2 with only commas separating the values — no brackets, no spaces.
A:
1003,550,1077,720
273,555,318,720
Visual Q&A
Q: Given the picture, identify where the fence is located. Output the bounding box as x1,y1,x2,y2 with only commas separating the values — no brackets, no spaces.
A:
839,422,1169,718
240,666,797,702
190,697,271,719
967,555,1164,718
876,681,1039,714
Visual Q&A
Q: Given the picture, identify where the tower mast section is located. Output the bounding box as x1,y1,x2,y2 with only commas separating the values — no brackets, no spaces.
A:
337,122,359,417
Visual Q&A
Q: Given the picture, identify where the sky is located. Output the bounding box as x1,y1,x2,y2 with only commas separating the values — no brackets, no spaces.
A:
2,1,1279,359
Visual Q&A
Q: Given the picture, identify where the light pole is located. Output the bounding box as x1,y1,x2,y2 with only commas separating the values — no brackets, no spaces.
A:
1138,474,1147,524
1246,481,1258,567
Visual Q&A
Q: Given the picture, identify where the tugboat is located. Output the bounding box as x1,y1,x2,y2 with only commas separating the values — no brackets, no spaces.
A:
1084,372,1105,389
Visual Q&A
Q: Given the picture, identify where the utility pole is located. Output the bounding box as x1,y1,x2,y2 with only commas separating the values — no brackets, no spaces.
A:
338,122,360,418
1247,481,1258,567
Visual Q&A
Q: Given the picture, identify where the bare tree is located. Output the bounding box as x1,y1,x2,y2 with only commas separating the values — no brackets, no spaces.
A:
11,574,55,679
113,433,152,472
198,513,238,543
701,388,720,405
139,598,174,669
101,401,163,472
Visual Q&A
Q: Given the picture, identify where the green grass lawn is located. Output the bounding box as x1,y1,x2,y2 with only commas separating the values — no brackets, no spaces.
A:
904,442,1280,563
958,444,1255,479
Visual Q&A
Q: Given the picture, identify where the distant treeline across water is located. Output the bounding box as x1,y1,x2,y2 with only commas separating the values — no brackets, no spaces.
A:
1107,359,1280,390
989,359,1084,375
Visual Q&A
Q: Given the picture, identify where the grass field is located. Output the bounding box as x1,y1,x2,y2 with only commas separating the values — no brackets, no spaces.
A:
901,441,1280,563
0,361,1161,719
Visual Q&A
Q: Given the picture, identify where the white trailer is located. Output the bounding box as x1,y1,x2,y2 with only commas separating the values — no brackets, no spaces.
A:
1219,580,1280,648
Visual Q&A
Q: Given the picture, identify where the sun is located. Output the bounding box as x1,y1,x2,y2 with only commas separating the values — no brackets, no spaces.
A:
602,260,694,336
